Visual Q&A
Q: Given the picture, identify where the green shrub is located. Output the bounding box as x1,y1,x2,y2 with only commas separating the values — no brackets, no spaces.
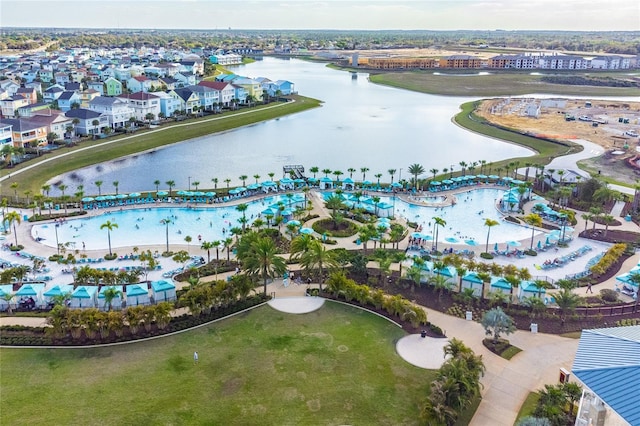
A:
599,289,619,303
480,252,494,260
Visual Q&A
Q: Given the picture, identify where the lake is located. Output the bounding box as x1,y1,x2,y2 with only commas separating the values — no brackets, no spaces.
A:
49,57,535,195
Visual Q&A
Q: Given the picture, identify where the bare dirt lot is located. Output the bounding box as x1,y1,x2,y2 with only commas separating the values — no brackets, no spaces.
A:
476,98,640,183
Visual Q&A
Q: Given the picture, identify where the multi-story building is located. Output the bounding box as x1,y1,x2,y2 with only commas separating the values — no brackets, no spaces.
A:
539,55,589,69
439,55,484,68
88,96,135,129
488,54,537,69
117,92,161,122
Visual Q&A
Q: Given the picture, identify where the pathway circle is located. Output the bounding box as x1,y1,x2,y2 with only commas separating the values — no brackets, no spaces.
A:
267,296,325,314
396,334,451,369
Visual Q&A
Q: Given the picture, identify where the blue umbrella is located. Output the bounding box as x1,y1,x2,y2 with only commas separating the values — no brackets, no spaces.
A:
299,227,314,235
506,240,521,247
81,197,94,202
537,240,543,249
465,240,478,246
445,237,459,243
287,220,301,226
128,192,141,198
494,242,499,251
156,191,168,196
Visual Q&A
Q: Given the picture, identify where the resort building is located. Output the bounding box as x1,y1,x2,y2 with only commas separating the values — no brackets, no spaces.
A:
209,52,243,66
571,326,640,426
488,54,537,69
353,57,439,70
539,55,589,69
590,55,632,70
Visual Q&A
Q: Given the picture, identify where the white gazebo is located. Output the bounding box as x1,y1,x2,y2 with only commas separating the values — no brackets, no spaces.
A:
151,280,176,302
70,286,98,309
98,285,124,311
126,284,150,306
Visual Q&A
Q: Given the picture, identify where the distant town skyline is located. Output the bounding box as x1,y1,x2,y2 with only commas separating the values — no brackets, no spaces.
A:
2,0,639,32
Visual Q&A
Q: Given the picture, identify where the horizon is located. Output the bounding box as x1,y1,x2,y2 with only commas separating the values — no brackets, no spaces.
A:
1,0,639,32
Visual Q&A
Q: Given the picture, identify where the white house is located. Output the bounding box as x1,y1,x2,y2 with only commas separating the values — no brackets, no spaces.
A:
198,81,235,107
117,92,161,122
89,96,135,129
65,108,109,136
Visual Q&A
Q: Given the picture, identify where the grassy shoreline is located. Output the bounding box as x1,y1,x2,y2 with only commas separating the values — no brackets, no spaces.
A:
1,95,322,196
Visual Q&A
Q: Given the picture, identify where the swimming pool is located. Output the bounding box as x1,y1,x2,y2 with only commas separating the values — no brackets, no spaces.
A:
325,188,540,245
32,194,306,251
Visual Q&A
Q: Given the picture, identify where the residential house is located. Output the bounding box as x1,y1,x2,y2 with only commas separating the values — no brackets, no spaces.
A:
170,88,200,114
28,111,74,141
174,72,197,87
263,79,295,97
158,76,177,90
0,96,30,118
152,91,181,118
179,57,204,75
113,66,132,82
0,122,13,152
231,84,248,104
78,89,101,108
17,102,52,118
15,87,38,105
104,77,123,97
209,53,243,66
0,80,20,97
88,96,135,129
230,77,263,102
156,62,180,77
57,91,81,112
197,81,235,107
54,72,70,85
87,81,104,95
126,75,160,93
65,108,109,136
65,82,82,92
43,85,64,103
188,84,218,112
117,92,161,122
571,326,640,426
0,117,48,147
25,81,43,96
38,69,54,83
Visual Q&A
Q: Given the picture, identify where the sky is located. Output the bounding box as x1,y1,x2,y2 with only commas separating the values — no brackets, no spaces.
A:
1,0,639,31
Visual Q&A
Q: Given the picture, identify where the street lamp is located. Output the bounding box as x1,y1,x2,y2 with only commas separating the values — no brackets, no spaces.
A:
450,164,454,178
188,176,192,191
55,223,60,255
399,168,403,182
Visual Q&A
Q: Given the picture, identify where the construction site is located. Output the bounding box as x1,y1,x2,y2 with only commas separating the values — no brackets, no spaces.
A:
475,98,640,184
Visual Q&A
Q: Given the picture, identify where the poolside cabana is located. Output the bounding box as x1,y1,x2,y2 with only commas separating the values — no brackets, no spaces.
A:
342,177,355,190
376,202,394,218
279,178,294,191
501,191,520,211
518,280,546,301
43,284,74,307
98,285,123,310
615,269,639,298
319,176,334,190
151,280,177,302
261,181,278,193
433,265,456,280
15,283,45,308
70,285,98,309
0,284,14,311
490,277,513,295
461,272,484,297
126,284,150,306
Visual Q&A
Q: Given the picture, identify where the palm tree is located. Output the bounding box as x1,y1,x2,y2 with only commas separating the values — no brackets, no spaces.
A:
433,216,446,252
153,180,161,192
239,175,248,186
236,203,248,231
200,241,215,263
430,168,439,181
3,211,21,247
223,237,233,262
333,170,343,182
253,174,260,184
360,167,369,182
322,168,332,178
100,220,118,256
94,180,103,196
112,180,119,195
408,163,425,190
483,218,499,254
192,181,200,191
554,289,581,323
165,180,175,197
57,184,68,214
211,178,218,189
224,178,231,188
242,236,287,294
347,167,356,178
299,240,338,291
388,169,396,184
268,172,275,181
102,287,122,311
309,166,319,178
523,213,542,251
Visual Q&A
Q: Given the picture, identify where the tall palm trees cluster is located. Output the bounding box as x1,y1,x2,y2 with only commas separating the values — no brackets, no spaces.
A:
421,338,485,425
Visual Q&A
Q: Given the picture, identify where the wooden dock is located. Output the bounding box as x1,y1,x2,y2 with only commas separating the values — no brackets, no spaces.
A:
283,165,305,179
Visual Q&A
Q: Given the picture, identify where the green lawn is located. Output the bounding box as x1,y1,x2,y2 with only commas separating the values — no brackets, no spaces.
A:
0,302,436,425
515,391,541,423
369,71,640,97
1,95,322,196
